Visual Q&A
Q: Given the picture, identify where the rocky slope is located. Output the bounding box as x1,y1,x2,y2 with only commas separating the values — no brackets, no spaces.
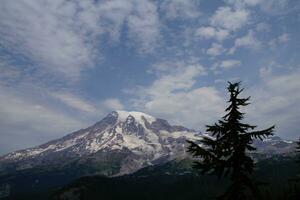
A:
0,110,296,177
0,111,200,176
0,110,297,199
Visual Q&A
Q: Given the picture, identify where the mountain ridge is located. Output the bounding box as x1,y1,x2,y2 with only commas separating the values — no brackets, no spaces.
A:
0,110,200,176
0,110,297,199
0,110,297,177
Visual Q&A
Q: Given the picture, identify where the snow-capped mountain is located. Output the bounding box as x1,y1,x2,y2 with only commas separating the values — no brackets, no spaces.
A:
253,136,296,155
0,111,200,175
0,111,296,177
0,111,297,199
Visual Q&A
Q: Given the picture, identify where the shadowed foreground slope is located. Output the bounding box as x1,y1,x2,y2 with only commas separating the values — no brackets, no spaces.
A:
50,157,299,200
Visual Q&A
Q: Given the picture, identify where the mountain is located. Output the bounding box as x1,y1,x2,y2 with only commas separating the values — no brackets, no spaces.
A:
0,110,297,199
0,110,200,176
253,136,296,155
0,111,296,177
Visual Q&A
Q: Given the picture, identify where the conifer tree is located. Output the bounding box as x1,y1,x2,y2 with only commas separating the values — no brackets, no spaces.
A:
187,82,275,200
297,138,300,167
289,138,300,199
296,138,300,181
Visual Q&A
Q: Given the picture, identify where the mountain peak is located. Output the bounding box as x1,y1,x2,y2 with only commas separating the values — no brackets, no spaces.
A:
0,110,201,176
1,110,295,178
113,110,156,124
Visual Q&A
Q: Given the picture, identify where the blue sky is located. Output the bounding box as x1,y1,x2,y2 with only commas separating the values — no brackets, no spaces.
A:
0,0,299,154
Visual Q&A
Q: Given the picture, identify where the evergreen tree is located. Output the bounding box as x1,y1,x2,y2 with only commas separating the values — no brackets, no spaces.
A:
297,138,300,167
295,138,300,182
187,82,275,200
289,138,300,199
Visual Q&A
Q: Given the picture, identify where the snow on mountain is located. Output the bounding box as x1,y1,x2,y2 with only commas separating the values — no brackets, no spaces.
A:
253,136,296,155
0,111,200,175
115,110,156,124
0,111,296,176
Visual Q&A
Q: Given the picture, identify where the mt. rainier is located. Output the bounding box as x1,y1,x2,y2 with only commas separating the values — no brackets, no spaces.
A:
0,111,200,176
0,110,295,177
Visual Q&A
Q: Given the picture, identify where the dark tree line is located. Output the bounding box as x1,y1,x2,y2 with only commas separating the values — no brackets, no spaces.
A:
187,82,275,200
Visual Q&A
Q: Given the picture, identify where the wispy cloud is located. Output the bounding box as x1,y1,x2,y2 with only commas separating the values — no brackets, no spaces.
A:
0,0,99,80
0,0,163,80
229,30,261,54
212,59,241,73
226,0,296,15
102,98,124,111
269,33,290,50
51,92,96,113
160,0,201,19
210,6,250,31
126,0,161,53
196,26,229,41
247,69,300,139
207,43,227,57
0,85,86,154
129,61,224,129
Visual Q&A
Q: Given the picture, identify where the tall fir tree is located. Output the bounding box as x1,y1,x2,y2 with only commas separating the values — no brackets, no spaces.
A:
297,138,300,167
289,138,300,199
187,82,275,200
296,138,300,181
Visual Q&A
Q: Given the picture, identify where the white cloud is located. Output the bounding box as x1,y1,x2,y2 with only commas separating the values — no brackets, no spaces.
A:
226,0,292,15
255,22,271,32
140,87,225,129
196,4,252,44
219,60,241,69
160,0,201,19
0,0,162,80
0,86,86,153
229,30,261,54
131,67,300,139
127,0,161,53
195,26,229,41
225,0,261,8
278,33,290,43
0,0,100,80
51,92,96,113
247,70,300,139
144,64,206,96
95,0,132,42
130,62,224,129
269,33,290,49
207,43,226,56
0,92,84,134
51,92,125,115
212,59,241,73
211,6,250,31
257,0,291,15
102,98,124,111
